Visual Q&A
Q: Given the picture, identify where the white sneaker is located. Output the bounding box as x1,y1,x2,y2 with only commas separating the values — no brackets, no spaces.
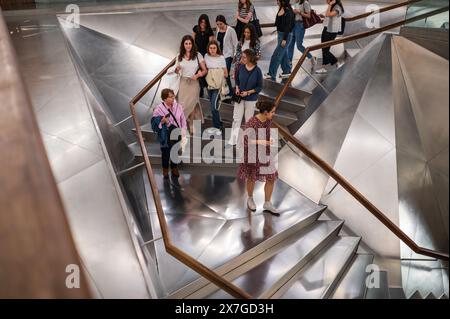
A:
315,67,328,74
263,73,273,80
263,201,279,215
247,197,257,211
279,72,292,78
336,61,344,69
207,127,221,135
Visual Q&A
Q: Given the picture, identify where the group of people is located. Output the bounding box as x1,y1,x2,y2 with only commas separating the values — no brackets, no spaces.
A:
264,0,345,80
151,0,346,215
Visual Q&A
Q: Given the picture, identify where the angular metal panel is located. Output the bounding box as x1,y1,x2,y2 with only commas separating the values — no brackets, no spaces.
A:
393,35,449,161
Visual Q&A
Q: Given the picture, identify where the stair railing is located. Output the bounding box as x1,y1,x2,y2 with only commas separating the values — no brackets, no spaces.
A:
272,5,450,261
129,2,448,300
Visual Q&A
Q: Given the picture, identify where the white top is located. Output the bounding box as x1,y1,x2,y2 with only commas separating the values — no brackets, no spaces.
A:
215,26,238,59
176,53,204,78
294,1,311,21
323,5,343,33
204,54,226,69
241,39,250,51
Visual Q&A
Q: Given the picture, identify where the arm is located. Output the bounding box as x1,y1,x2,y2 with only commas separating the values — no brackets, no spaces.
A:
234,42,242,63
281,10,294,42
254,41,261,59
230,28,239,53
325,1,339,17
223,67,228,78
238,8,253,24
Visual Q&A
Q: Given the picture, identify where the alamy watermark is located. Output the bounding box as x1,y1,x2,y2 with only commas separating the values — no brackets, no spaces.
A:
365,4,381,29
166,121,279,176
65,264,80,289
65,4,80,29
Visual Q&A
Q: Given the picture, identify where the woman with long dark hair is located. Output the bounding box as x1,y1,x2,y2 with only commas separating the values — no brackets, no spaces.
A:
192,14,215,56
235,0,254,40
287,0,317,72
175,35,207,134
234,23,261,83
193,14,215,98
264,0,295,81
316,0,345,73
216,15,238,98
235,23,261,65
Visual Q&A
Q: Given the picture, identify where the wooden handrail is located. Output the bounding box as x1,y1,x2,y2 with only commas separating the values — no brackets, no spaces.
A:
345,0,421,22
274,5,450,108
259,0,422,28
273,5,449,261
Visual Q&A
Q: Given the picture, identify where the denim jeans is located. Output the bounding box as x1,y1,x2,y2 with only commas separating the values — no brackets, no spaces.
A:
287,21,313,62
268,31,293,80
225,57,233,93
161,126,178,169
208,89,222,129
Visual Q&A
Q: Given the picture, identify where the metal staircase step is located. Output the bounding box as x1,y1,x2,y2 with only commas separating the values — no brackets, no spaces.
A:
199,220,344,299
167,205,328,299
129,140,239,168
200,98,299,127
330,254,374,299
389,287,407,299
365,270,390,299
408,290,424,299
345,48,361,59
425,292,438,299
272,236,361,299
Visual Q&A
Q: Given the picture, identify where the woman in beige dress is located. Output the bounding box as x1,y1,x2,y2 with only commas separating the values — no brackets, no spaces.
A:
175,35,207,134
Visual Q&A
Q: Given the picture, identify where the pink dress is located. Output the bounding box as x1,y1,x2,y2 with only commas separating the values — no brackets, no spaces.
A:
238,116,278,182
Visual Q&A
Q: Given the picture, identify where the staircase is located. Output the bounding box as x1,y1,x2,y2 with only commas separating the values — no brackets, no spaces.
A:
129,77,311,168
128,33,449,298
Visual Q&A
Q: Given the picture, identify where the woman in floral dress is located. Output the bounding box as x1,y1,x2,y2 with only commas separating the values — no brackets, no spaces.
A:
238,100,279,215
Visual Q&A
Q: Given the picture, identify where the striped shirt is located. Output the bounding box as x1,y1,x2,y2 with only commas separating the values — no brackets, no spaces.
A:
239,4,254,19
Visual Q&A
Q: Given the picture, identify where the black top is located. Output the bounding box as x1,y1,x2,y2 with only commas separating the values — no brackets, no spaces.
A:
275,7,295,40
193,25,214,56
217,31,225,53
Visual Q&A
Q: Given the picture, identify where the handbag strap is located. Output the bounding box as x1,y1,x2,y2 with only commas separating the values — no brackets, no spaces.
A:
163,103,180,128
252,6,258,21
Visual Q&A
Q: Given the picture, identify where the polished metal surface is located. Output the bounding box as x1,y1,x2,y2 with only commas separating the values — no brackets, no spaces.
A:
204,220,343,299
365,270,390,299
331,254,374,299
142,169,326,297
275,236,360,299
277,33,448,296
6,14,151,297
278,33,390,203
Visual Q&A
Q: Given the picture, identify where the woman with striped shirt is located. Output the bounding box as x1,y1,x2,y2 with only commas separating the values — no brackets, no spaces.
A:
235,0,254,40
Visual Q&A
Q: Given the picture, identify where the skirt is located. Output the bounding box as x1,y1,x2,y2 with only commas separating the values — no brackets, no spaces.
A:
178,77,204,128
